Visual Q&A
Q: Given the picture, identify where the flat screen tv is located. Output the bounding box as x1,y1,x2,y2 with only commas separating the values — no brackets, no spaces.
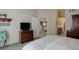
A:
20,22,30,31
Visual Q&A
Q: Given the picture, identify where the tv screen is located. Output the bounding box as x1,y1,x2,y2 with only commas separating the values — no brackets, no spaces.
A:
20,23,30,31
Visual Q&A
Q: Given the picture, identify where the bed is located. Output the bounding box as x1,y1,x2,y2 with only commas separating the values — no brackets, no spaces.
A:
22,35,79,50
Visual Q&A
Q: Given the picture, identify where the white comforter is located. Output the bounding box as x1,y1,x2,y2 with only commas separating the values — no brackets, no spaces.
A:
22,35,79,50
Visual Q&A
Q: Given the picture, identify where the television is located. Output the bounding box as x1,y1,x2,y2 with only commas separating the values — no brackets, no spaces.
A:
20,22,30,31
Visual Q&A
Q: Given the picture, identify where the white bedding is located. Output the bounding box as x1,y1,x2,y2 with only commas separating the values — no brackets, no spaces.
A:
22,35,79,50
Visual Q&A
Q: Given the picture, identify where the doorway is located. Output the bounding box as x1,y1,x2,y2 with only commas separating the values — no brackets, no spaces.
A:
57,9,65,35
32,17,48,38
40,17,48,37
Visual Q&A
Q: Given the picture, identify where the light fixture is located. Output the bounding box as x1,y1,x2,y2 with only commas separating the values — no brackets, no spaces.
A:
42,22,47,27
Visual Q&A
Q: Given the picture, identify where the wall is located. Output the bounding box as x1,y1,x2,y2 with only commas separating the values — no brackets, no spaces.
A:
0,9,37,45
65,9,79,31
0,9,58,45
37,9,58,35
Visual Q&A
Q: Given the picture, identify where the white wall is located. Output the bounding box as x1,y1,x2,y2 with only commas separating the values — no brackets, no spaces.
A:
65,9,79,31
0,9,37,45
38,9,58,35
0,9,58,45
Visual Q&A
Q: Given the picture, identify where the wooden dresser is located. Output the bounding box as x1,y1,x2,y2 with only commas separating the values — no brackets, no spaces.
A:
66,29,79,39
20,30,33,44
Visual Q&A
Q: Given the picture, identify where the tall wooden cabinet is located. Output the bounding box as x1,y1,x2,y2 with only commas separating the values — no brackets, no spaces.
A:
66,14,79,39
20,30,33,44
72,15,79,29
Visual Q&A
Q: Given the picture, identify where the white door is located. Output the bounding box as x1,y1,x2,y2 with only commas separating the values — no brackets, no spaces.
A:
32,17,40,38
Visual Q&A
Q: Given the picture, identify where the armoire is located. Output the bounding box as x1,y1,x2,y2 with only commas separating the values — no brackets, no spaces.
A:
66,14,79,39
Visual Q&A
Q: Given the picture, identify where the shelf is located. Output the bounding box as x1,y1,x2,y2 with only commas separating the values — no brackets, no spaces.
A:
0,18,12,22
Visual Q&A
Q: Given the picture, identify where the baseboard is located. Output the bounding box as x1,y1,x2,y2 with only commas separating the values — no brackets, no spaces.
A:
0,41,19,48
